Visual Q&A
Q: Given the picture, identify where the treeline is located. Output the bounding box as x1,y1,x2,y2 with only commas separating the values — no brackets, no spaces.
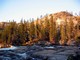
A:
0,14,80,46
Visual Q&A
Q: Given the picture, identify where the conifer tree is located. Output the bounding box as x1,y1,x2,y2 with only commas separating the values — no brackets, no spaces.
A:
49,14,56,44
60,23,66,45
35,18,39,39
65,18,74,45
36,18,42,40
2,21,17,45
75,19,80,42
28,19,35,42
40,19,45,40
44,16,50,40
17,20,27,45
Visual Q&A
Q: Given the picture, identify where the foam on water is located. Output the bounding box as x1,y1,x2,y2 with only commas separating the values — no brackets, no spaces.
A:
0,46,17,50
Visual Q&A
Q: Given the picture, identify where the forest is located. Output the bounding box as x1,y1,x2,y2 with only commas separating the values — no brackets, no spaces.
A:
0,11,80,47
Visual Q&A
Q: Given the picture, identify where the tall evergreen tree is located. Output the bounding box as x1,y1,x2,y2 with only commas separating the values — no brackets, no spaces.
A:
49,14,56,44
59,23,66,45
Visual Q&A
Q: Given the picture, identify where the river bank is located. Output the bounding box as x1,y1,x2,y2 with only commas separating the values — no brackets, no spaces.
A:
0,44,80,60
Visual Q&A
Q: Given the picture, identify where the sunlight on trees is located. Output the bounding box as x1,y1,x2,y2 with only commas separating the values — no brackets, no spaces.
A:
0,11,80,46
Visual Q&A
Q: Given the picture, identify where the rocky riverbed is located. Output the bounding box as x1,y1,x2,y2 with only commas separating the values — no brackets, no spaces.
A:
0,45,80,60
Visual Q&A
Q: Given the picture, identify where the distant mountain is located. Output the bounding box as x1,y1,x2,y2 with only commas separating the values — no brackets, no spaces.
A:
35,11,80,25
52,11,73,18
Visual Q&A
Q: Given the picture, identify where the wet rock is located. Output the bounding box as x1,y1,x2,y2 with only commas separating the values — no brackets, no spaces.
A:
31,54,49,60
0,56,11,60
7,52,17,56
0,52,5,56
28,45,44,51
37,41,48,47
0,46,79,60
67,52,80,60
0,50,8,56
0,50,26,60
18,53,27,59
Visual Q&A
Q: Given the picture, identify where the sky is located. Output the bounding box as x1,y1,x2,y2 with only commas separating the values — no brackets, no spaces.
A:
0,0,80,22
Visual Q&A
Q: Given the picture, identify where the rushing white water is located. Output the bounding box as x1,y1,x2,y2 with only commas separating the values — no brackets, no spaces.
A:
44,46,55,49
0,46,17,50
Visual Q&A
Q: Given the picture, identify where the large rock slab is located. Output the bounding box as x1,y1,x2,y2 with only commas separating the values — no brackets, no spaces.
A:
0,46,80,60
33,50,57,56
32,46,80,60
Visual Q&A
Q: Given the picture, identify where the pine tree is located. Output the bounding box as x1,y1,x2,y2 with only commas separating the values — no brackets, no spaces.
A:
44,16,50,41
28,19,35,43
66,18,74,45
49,14,56,44
40,19,45,40
35,18,42,40
59,23,66,45
75,19,80,44
35,18,39,39
1,21,17,46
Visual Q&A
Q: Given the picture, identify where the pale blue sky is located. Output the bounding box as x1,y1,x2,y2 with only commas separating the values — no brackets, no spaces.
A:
0,0,80,22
